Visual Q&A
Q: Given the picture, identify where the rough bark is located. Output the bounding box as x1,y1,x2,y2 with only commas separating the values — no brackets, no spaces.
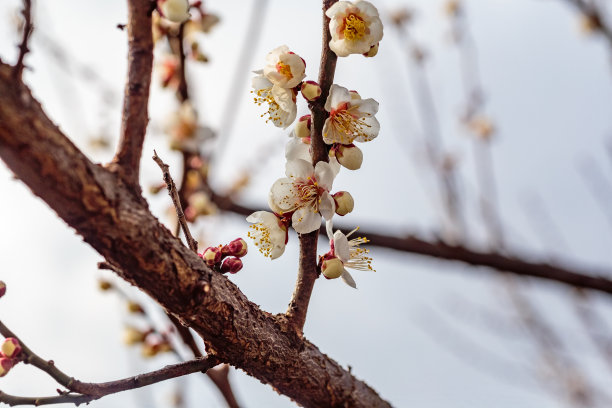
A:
0,64,390,408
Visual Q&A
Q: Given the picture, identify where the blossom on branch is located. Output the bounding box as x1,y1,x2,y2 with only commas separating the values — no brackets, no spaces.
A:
263,45,306,89
326,0,383,57
247,211,289,259
323,84,380,145
320,221,374,288
269,159,336,233
252,71,297,128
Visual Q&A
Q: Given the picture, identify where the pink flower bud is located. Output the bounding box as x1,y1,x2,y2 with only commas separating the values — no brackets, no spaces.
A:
321,257,344,279
300,81,322,101
0,358,13,377
222,238,248,258
335,144,363,170
0,281,5,298
363,43,379,58
199,247,222,266
220,257,243,274
333,191,355,216
1,338,21,358
294,115,311,139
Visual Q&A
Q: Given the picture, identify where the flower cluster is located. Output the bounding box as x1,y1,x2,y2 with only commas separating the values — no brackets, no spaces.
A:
199,238,248,274
246,1,382,288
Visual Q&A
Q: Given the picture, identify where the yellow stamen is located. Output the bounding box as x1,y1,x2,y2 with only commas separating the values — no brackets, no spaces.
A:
276,62,293,80
343,14,367,41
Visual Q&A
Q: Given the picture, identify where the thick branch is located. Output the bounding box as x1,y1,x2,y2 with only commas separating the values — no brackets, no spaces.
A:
0,63,390,408
286,0,339,333
110,0,154,189
210,193,612,298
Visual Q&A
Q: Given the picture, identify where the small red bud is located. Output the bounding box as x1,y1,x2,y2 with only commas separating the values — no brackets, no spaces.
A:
0,281,6,298
222,238,248,258
1,338,21,358
220,257,243,274
199,247,222,266
0,358,13,377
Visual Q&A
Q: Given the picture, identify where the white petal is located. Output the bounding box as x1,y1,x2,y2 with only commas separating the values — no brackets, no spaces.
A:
319,192,336,220
246,210,267,223
333,230,350,262
314,161,336,190
285,159,313,179
352,98,379,116
325,1,352,19
265,45,290,65
269,178,296,213
354,116,380,143
328,156,341,176
252,74,272,91
285,137,311,162
292,208,322,234
282,53,306,88
326,219,334,241
325,84,350,112
341,270,357,289
270,242,286,260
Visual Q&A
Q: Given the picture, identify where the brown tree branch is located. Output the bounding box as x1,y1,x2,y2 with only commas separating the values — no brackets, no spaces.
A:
0,319,218,406
153,151,198,252
285,0,339,333
13,0,33,81
0,63,390,408
209,191,612,298
110,0,154,190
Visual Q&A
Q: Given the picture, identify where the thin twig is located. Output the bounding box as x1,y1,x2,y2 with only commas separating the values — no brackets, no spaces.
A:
111,0,154,189
13,0,33,81
152,150,198,252
285,0,338,334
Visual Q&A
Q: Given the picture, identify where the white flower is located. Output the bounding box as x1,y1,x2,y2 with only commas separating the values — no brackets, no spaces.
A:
326,1,383,57
269,159,336,233
286,121,342,176
165,102,214,153
252,71,297,128
263,45,306,89
323,84,380,145
158,0,191,24
324,220,374,288
246,211,288,259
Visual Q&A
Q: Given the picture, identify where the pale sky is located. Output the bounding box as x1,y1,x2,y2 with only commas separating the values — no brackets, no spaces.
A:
1,0,612,407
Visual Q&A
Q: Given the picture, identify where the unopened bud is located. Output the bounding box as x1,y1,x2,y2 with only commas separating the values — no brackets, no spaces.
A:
300,81,322,101
0,358,13,377
123,327,147,345
363,43,379,57
98,280,112,291
335,144,363,170
321,257,344,279
127,301,145,314
200,246,222,266
0,281,6,298
158,0,191,23
222,238,248,258
333,191,355,216
294,115,311,139
220,257,243,274
141,343,159,358
1,338,21,358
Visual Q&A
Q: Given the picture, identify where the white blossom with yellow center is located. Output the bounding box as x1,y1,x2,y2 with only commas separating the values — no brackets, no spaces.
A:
252,71,297,129
326,220,374,288
263,45,306,89
326,0,383,57
323,84,380,145
246,211,287,259
269,159,336,234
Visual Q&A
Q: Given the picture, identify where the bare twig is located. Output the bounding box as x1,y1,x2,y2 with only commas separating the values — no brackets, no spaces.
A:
153,150,198,252
285,0,338,333
13,0,33,81
111,0,154,189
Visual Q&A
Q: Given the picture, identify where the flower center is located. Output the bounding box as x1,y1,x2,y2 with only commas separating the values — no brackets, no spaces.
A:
276,62,293,80
343,14,367,41
345,227,374,271
252,88,284,126
327,104,373,144
248,223,275,258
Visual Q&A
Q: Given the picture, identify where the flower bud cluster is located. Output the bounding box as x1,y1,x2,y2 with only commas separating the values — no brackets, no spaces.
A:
199,238,247,274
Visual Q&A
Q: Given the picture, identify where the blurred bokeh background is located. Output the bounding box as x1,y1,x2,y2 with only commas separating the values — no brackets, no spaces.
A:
1,0,612,407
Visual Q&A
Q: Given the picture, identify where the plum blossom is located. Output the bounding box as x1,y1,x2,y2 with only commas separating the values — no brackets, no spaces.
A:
269,159,336,233
321,220,374,288
246,211,289,259
323,84,379,145
326,1,383,57
252,71,297,128
263,45,306,89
